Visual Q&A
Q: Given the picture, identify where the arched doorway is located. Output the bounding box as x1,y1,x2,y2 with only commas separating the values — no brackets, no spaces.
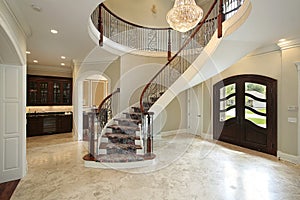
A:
73,71,111,141
213,75,277,155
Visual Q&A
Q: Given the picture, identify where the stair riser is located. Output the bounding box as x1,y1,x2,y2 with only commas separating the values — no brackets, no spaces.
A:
99,148,138,155
101,137,108,143
123,113,142,120
116,121,139,127
107,149,136,155
109,138,135,144
136,149,144,155
112,129,137,135
131,107,141,113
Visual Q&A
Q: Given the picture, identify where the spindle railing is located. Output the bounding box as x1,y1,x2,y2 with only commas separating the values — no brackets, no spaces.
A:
97,88,120,130
89,0,245,156
139,0,244,154
86,88,120,157
139,0,220,114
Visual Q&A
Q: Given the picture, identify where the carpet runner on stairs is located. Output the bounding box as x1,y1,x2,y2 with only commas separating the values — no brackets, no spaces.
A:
95,104,154,163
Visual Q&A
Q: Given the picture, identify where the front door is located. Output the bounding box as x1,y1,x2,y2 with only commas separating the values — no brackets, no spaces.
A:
213,75,277,155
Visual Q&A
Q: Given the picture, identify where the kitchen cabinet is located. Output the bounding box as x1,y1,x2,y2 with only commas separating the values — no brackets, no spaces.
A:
26,112,73,137
27,75,72,106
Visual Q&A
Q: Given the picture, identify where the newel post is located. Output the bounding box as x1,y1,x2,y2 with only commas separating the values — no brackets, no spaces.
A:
167,29,172,61
142,112,154,155
98,4,104,46
218,0,225,38
88,108,97,157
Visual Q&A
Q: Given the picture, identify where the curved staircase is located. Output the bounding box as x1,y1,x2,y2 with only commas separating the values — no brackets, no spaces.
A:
84,0,244,168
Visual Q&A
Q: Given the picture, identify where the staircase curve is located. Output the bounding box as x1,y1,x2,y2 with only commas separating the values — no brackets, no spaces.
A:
149,0,300,116
84,0,240,166
84,0,300,167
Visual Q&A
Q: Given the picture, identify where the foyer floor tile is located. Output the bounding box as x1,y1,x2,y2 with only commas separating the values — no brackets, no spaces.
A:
11,133,300,200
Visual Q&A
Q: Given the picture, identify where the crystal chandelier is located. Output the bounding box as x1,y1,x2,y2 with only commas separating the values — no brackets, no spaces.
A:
166,0,204,32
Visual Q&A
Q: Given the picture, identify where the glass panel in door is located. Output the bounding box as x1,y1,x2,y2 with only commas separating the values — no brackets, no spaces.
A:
244,82,267,128
219,83,236,122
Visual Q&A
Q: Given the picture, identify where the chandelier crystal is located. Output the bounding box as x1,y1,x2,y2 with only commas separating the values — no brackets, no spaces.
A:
166,0,204,32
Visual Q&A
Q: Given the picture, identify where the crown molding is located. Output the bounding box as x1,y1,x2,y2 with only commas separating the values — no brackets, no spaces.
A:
3,0,31,38
277,38,300,50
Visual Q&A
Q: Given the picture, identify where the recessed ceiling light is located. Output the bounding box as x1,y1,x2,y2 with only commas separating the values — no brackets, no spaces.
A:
61,56,66,59
33,60,38,63
278,38,286,42
61,63,65,66
26,51,31,54
50,29,58,34
31,4,41,12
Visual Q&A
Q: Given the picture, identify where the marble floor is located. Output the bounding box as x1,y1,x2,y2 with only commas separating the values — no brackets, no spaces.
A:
12,132,300,200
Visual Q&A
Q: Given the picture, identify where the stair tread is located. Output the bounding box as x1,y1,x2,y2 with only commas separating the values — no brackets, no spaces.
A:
100,142,142,150
107,124,140,131
123,112,142,115
104,133,140,140
114,118,141,123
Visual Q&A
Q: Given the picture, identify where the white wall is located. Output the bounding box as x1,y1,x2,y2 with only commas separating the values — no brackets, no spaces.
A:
119,53,167,111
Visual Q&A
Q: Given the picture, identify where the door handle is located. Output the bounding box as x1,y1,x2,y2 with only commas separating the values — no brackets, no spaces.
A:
197,115,201,117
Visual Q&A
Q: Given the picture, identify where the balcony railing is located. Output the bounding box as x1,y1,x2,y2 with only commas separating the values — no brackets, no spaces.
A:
88,0,245,157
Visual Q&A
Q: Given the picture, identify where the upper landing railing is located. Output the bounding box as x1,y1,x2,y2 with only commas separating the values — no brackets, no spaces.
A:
91,3,220,60
90,0,244,155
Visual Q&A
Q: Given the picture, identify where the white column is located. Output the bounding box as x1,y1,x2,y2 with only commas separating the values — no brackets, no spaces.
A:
295,62,300,159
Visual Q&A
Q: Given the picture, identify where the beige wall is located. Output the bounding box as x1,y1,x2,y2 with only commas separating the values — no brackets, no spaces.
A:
120,53,166,111
161,91,188,132
205,46,300,156
92,80,107,106
202,80,212,133
190,80,212,135
83,80,108,107
104,58,120,92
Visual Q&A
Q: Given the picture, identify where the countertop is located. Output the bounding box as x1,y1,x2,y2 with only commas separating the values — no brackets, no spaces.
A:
26,111,73,118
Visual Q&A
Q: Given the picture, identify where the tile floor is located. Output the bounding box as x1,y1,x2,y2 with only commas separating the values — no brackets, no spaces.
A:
11,133,300,200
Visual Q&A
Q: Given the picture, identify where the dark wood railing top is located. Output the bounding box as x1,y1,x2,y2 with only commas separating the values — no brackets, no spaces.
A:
98,88,120,114
139,0,219,113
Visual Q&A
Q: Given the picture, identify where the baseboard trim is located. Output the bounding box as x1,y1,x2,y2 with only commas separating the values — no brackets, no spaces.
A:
199,132,213,140
160,129,188,137
277,151,300,165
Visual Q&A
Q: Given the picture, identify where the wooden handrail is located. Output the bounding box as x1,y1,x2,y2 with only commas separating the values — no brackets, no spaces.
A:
139,0,219,114
218,0,225,38
97,88,120,114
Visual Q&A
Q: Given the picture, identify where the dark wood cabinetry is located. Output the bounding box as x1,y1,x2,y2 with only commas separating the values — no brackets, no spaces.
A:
56,114,73,133
27,75,72,106
26,113,73,137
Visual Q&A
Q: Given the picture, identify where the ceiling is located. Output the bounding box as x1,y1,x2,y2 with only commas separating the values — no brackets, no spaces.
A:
5,0,103,68
4,0,213,68
4,0,300,69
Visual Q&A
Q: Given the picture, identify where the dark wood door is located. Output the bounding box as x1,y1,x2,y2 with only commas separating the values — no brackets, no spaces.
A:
213,75,277,155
